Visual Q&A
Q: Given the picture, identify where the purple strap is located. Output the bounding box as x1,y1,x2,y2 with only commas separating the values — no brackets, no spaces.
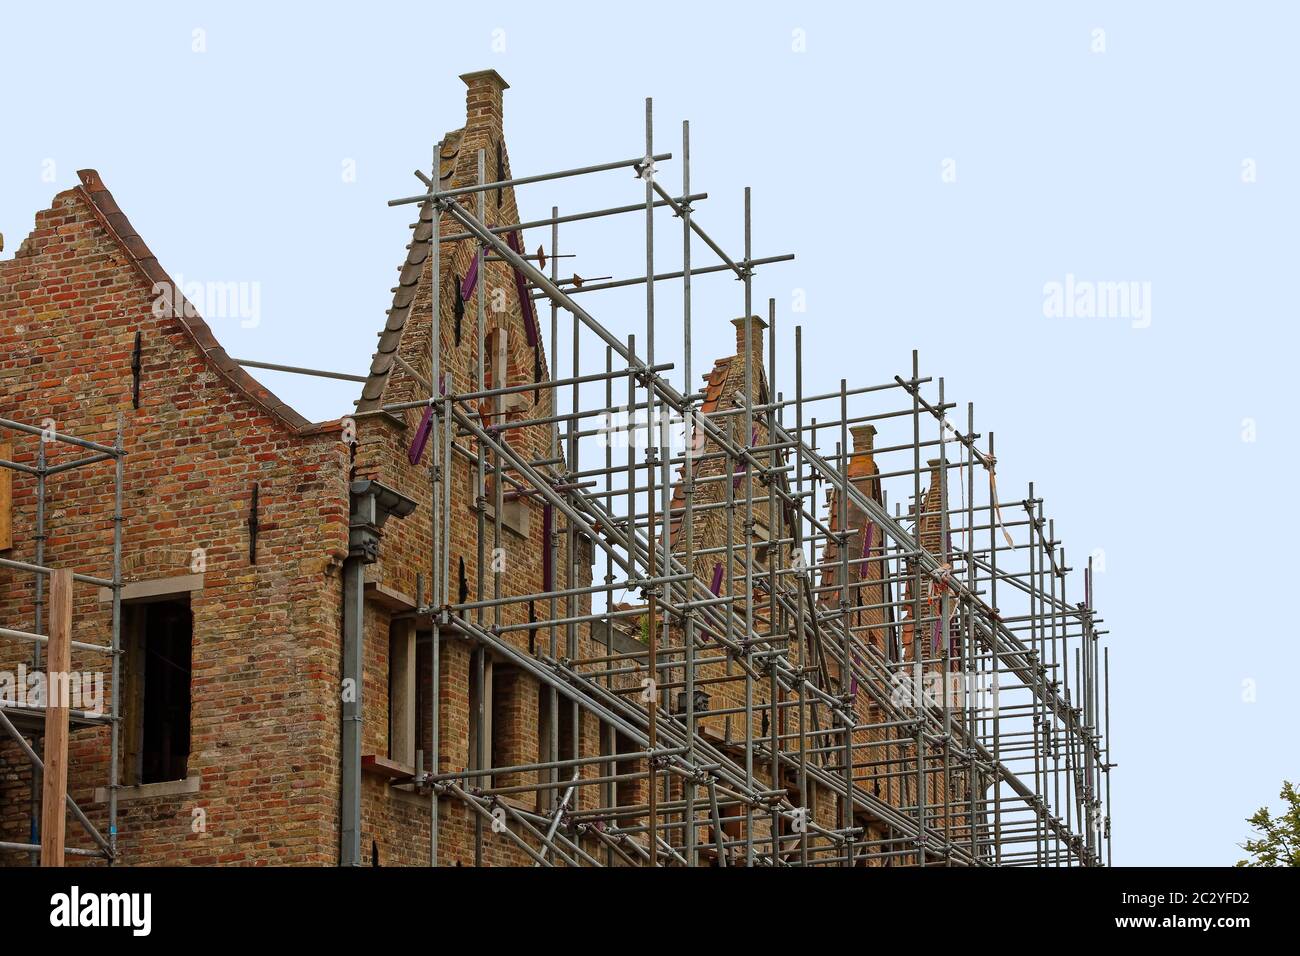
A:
931,618,942,653
710,563,724,595
861,523,874,579
732,425,759,489
408,406,434,464
506,231,539,346
460,253,480,302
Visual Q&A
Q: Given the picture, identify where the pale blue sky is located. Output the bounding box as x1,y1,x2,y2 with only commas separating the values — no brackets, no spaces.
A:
4,1,1296,866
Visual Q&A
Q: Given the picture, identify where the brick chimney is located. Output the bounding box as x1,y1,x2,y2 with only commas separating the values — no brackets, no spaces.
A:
849,424,877,482
460,70,509,136
731,315,766,360
919,457,948,556
926,457,945,481
851,424,876,456
444,70,512,208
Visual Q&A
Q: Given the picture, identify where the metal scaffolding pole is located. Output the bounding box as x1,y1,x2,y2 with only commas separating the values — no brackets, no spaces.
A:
197,85,1119,870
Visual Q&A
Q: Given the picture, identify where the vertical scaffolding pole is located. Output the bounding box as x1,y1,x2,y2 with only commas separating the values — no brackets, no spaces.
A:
109,416,124,862
428,140,443,867
681,118,698,867
364,95,1116,868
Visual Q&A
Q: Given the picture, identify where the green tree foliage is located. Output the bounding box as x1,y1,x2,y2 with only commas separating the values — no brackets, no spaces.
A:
1236,780,1300,867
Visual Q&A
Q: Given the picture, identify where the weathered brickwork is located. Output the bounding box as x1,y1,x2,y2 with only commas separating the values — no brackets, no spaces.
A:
1,69,963,867
0,172,349,865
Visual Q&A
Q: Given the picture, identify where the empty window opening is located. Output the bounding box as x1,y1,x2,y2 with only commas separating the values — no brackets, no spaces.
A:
614,730,645,812
467,652,534,791
490,664,527,785
540,691,580,802
415,634,441,772
388,622,417,766
467,651,494,778
123,596,192,785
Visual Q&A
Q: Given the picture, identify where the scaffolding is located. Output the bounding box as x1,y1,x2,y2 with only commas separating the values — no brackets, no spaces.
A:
0,414,125,863
0,90,1112,868
365,96,1114,867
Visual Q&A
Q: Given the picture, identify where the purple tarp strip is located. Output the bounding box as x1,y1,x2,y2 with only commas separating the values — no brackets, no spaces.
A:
732,425,759,489
408,406,434,465
460,253,479,302
850,676,858,697
710,563,724,595
506,231,539,346
542,505,554,591
861,523,874,579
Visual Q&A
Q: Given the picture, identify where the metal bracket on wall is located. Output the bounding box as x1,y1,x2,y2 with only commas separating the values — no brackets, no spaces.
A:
130,331,143,409
248,482,260,565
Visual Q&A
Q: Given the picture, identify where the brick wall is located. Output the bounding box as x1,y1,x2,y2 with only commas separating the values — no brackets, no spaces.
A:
0,176,349,864
346,71,609,866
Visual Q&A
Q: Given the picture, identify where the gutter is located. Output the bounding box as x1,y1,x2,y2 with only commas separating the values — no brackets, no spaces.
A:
341,479,416,867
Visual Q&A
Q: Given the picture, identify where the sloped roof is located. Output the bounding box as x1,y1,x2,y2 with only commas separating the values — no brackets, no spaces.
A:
356,130,463,411
356,72,549,420
73,169,326,435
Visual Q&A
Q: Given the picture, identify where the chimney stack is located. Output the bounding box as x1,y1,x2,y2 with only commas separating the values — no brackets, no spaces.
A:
851,424,877,456
731,315,766,359
848,424,877,482
460,70,509,135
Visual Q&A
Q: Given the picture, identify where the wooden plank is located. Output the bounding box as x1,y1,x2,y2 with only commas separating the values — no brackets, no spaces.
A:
0,442,11,550
97,573,204,604
40,568,72,866
363,580,416,612
361,754,414,781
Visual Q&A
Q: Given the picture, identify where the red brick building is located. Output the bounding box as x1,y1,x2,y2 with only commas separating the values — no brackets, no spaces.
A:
1,71,971,867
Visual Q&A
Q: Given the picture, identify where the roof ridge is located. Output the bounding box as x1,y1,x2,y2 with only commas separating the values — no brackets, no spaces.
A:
73,169,330,436
355,120,553,416
355,128,463,413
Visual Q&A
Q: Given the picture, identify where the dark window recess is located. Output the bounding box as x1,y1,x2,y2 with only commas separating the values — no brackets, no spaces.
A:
467,652,506,776
124,598,192,785
416,635,432,761
615,730,640,810
537,686,578,810
557,698,575,766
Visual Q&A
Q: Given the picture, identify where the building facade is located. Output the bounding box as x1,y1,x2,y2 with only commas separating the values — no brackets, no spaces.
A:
1,71,1001,867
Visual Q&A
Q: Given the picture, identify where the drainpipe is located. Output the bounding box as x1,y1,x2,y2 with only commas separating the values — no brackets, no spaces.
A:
341,479,416,867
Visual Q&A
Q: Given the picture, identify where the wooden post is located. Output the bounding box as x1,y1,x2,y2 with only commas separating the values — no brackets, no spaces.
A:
41,568,72,866
389,620,416,767
0,441,12,550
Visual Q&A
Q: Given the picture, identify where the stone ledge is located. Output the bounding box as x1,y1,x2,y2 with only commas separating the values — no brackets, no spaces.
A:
93,774,200,805
97,573,204,604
